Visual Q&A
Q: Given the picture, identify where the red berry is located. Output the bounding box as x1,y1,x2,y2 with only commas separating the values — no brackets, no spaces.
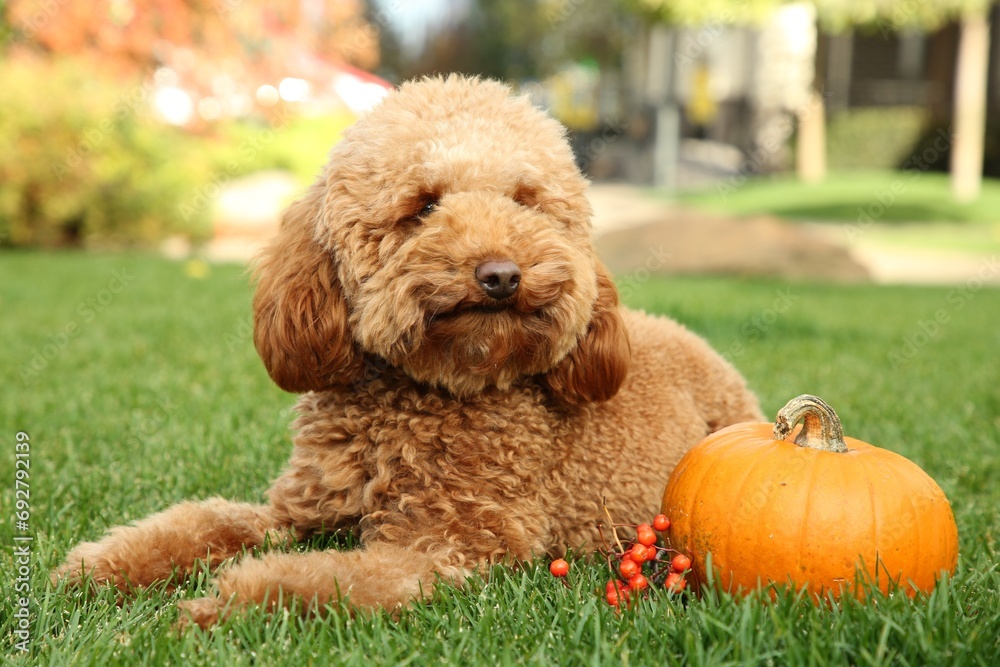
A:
628,573,649,591
606,580,631,607
629,543,649,564
619,558,639,579
606,579,628,594
665,572,687,592
549,558,569,577
636,526,657,547
652,514,670,532
645,544,659,562
671,553,692,573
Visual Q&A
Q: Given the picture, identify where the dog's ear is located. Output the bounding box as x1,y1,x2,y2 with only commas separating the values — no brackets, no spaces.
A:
251,188,364,393
545,262,630,404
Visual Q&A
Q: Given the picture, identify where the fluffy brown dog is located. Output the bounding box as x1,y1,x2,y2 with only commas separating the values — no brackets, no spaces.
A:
54,76,762,627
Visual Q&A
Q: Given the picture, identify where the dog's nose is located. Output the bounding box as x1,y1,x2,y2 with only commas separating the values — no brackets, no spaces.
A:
475,259,521,300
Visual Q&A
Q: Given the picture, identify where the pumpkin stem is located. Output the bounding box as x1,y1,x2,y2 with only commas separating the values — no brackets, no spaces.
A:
773,395,849,453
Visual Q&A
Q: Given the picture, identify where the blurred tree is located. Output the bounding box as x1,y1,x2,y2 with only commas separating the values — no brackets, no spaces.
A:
543,0,631,72
393,0,547,80
947,7,992,201
388,0,630,81
622,0,779,25
628,0,995,201
5,0,381,77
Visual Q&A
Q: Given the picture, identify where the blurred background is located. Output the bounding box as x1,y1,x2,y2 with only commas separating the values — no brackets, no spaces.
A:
1,0,998,282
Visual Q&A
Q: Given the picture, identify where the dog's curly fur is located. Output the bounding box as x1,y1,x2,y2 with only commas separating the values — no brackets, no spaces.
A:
54,76,762,627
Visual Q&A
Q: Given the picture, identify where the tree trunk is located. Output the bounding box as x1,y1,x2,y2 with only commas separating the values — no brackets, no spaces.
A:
950,10,991,202
797,27,828,184
796,90,826,183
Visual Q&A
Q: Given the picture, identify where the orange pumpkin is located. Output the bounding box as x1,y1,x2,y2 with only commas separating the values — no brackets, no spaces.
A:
661,395,958,599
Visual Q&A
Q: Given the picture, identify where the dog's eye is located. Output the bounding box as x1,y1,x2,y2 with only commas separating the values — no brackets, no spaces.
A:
512,184,539,209
417,198,438,218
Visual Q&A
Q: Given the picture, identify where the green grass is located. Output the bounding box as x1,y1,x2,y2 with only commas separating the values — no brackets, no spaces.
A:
674,171,1000,254
2,253,999,665
676,171,1000,224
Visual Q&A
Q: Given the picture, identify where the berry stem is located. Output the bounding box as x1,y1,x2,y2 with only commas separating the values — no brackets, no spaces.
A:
596,523,619,573
602,498,626,554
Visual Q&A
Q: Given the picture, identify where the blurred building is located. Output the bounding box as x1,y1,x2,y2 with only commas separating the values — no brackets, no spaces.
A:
823,17,1000,116
578,3,1000,187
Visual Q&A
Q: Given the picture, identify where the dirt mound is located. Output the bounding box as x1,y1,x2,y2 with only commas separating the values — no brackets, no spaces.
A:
595,208,870,282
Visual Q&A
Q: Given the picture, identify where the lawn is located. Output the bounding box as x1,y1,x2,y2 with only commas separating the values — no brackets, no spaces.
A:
2,252,998,666
674,171,1000,254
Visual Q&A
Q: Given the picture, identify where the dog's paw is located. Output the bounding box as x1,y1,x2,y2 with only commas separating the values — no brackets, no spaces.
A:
51,532,187,593
176,597,223,630
51,540,129,590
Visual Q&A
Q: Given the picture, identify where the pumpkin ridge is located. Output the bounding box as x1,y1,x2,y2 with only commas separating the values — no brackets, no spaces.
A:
680,433,730,569
888,452,924,592
725,437,774,593
907,465,923,593
874,451,915,592
795,447,822,588
863,453,880,593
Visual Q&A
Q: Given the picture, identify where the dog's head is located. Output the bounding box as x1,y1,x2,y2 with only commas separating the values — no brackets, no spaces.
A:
253,75,629,403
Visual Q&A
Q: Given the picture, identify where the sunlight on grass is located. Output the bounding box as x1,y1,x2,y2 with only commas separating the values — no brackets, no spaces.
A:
857,221,1000,254
675,171,1000,224
672,171,1000,254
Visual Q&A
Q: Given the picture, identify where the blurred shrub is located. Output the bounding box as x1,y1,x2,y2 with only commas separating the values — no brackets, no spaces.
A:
0,56,358,249
164,113,356,227
825,106,930,171
202,113,357,183
0,56,214,248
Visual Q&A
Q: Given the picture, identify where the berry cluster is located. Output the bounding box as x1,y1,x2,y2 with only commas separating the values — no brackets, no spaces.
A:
548,508,693,609
599,514,690,608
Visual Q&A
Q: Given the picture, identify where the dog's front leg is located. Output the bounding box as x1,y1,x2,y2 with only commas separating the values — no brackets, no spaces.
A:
177,541,467,628
52,498,291,592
